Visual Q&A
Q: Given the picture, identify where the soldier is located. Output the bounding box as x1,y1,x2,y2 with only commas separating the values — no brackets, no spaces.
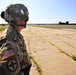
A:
0,4,32,75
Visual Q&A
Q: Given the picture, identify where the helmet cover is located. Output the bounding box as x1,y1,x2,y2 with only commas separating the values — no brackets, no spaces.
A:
4,4,29,22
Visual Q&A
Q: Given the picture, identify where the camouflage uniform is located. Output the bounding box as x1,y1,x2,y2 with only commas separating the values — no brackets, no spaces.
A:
0,25,32,75
0,4,32,75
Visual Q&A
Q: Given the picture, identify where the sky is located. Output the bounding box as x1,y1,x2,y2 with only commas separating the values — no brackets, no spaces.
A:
0,0,76,24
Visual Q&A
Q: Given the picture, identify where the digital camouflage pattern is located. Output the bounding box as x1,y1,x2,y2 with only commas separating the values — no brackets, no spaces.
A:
4,4,29,21
0,25,32,75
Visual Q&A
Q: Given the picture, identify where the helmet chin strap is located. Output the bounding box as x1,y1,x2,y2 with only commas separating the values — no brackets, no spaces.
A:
9,21,26,28
15,24,26,28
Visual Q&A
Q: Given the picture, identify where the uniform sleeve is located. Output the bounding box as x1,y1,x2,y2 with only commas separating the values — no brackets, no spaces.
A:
0,40,21,75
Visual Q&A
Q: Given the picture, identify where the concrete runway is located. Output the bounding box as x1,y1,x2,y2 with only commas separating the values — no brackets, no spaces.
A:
22,26,76,75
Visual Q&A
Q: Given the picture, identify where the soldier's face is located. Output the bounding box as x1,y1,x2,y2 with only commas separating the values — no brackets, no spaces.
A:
16,20,25,25
16,20,27,28
14,20,27,32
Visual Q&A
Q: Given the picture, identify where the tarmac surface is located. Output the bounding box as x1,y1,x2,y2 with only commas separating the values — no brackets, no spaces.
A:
18,26,76,75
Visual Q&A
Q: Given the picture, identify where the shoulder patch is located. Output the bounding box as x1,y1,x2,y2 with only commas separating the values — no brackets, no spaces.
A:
7,59,18,72
0,49,15,60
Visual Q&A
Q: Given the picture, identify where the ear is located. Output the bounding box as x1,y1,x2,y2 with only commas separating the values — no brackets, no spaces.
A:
1,11,5,19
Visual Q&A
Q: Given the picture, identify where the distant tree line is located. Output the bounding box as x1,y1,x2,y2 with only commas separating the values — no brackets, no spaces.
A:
58,21,69,25
0,24,8,26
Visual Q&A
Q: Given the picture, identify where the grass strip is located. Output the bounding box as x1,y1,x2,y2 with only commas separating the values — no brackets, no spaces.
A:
27,38,42,75
0,25,8,32
49,41,76,61
30,55,42,75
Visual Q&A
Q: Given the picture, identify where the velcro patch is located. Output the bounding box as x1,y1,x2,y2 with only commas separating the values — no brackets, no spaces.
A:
7,59,18,72
0,50,15,60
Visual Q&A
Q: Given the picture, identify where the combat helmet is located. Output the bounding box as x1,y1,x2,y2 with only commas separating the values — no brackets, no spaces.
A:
1,4,29,26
